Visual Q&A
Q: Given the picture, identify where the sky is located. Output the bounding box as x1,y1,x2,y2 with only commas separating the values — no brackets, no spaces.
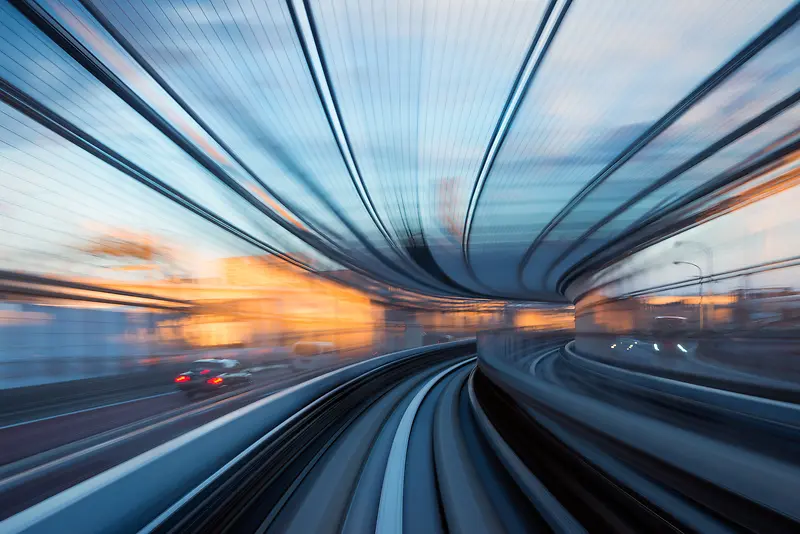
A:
0,0,797,299
570,157,800,301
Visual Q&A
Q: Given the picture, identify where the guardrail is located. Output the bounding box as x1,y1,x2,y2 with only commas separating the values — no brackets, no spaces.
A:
0,339,474,534
562,341,800,428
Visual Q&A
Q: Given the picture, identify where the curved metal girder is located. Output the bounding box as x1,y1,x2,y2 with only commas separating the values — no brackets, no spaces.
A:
516,2,800,292
541,89,800,290
460,0,570,292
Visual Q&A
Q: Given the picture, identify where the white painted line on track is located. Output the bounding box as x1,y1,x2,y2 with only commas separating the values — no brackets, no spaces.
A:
466,370,586,534
0,341,475,534
375,357,475,534
0,391,179,431
0,347,424,532
138,351,449,533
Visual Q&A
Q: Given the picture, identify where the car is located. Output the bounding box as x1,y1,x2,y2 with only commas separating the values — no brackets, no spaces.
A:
174,359,252,399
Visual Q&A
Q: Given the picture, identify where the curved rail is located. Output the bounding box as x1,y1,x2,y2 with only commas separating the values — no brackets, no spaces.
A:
4,335,800,533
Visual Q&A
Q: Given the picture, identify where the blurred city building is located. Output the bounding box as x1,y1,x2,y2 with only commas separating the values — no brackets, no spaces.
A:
1,250,578,387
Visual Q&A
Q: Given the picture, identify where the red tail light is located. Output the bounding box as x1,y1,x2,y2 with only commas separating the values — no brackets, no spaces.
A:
199,369,210,375
175,375,190,383
207,377,223,385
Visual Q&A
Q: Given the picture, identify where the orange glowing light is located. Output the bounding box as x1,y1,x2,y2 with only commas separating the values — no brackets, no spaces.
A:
247,185,306,231
53,4,230,165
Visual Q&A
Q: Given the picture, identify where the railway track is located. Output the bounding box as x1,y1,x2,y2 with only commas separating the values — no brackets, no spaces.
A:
4,339,799,533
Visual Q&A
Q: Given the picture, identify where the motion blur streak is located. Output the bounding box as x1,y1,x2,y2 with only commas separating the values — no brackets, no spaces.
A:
0,0,799,532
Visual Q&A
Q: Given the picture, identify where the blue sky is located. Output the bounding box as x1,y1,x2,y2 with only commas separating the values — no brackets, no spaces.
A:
0,0,797,297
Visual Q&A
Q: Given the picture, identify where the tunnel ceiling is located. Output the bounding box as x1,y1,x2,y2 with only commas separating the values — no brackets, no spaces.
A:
1,0,798,302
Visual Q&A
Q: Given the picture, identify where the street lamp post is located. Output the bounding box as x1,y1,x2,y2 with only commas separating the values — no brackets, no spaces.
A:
674,241,714,328
674,260,703,330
